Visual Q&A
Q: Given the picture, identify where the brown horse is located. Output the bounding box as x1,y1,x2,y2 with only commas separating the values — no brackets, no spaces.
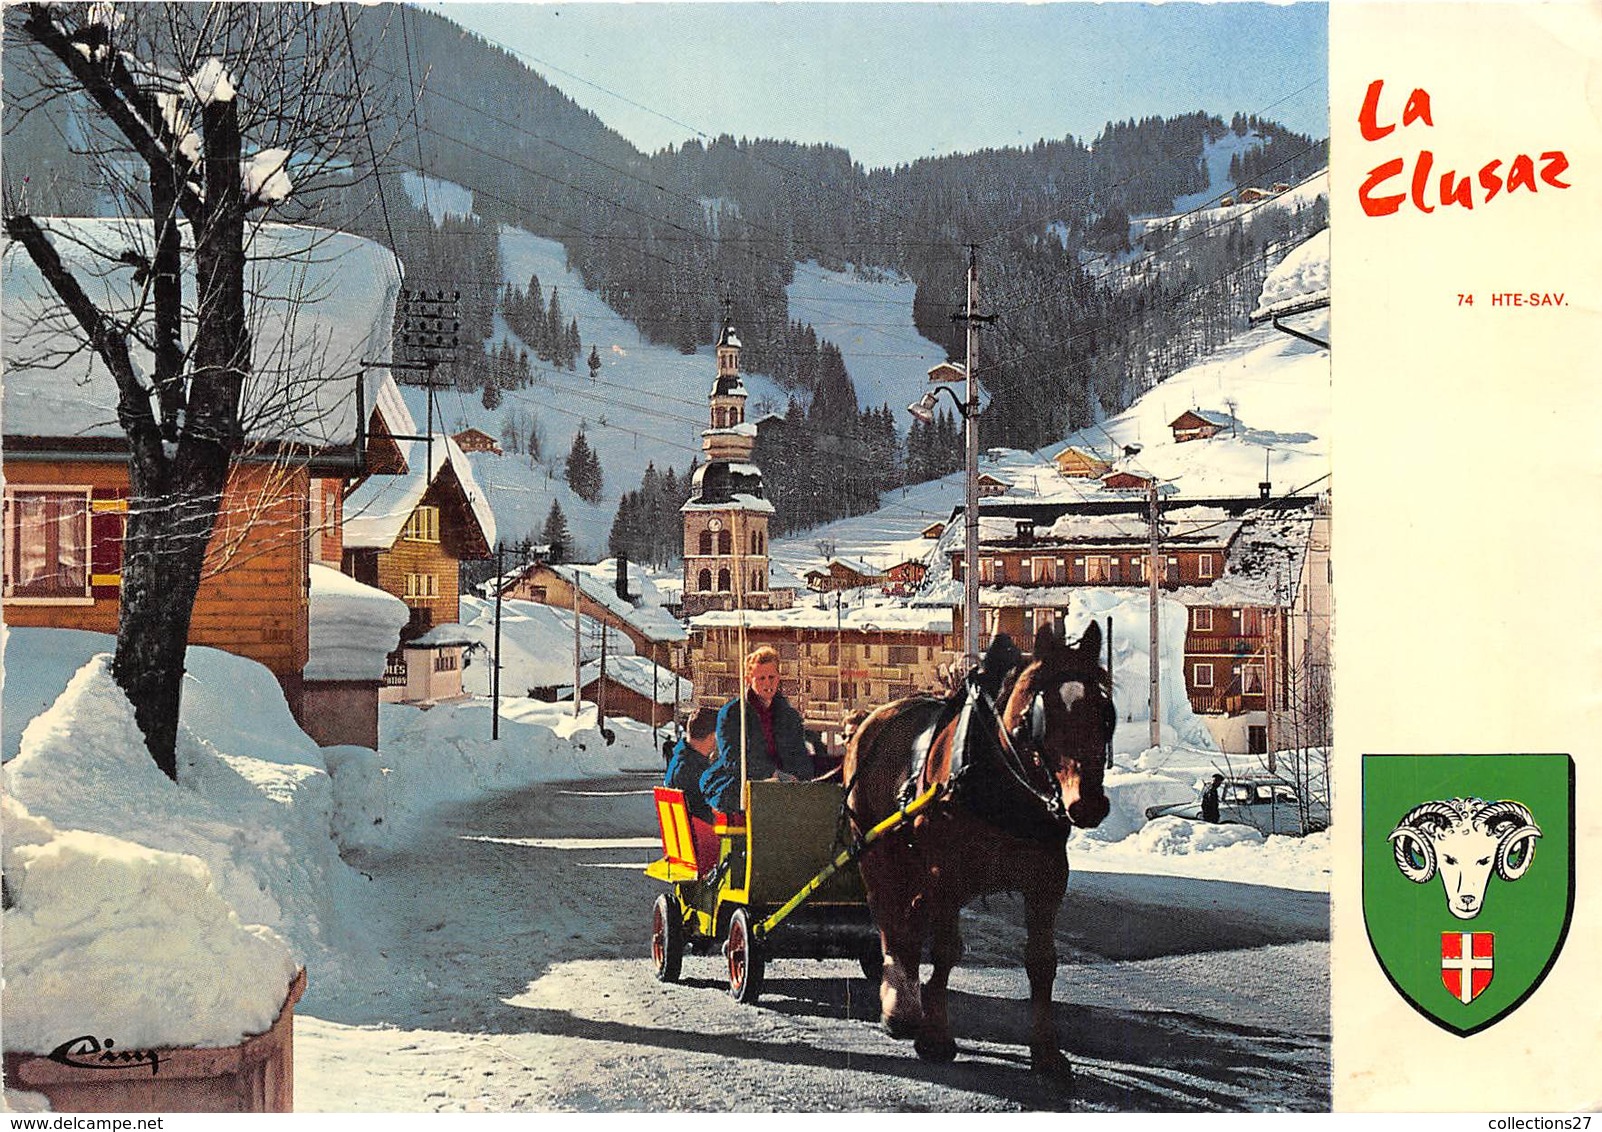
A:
844,620,1114,1076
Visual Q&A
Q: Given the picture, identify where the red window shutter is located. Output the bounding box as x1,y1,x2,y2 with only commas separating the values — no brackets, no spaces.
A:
90,487,127,599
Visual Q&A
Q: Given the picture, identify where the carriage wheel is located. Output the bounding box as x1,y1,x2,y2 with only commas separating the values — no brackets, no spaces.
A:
725,907,765,1004
651,893,684,983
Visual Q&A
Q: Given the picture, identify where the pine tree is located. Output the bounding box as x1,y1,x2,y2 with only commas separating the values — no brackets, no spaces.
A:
564,425,604,503
588,344,601,381
541,500,571,564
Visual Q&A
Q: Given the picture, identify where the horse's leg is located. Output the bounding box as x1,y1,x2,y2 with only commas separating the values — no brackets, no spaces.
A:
914,901,962,1062
865,853,926,1039
1024,868,1072,1078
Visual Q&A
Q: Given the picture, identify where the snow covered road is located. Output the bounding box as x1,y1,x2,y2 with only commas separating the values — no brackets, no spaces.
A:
295,773,1329,1112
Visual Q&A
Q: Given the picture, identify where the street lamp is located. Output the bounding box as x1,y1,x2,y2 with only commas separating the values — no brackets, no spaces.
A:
908,376,980,673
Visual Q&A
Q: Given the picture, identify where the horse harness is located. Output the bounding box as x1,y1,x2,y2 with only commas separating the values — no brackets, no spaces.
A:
894,675,1072,842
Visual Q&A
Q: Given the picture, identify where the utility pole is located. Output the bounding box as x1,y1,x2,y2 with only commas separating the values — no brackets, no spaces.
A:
492,542,505,740
1147,478,1162,750
572,573,581,719
598,621,608,728
951,245,995,671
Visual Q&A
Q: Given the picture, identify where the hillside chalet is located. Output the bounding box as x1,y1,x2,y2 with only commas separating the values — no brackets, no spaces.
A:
1052,446,1114,479
1169,409,1239,443
2,221,414,748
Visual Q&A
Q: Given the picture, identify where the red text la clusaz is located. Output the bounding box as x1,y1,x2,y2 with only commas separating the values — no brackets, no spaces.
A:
1359,80,1571,217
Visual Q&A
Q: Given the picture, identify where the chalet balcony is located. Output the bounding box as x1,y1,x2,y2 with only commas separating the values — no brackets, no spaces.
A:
1188,688,1267,716
1186,636,1266,656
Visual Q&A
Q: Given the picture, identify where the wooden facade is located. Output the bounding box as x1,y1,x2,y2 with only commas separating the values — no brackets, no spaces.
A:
451,427,502,456
5,456,317,700
1052,446,1113,479
1169,409,1230,443
952,544,1226,588
803,559,886,593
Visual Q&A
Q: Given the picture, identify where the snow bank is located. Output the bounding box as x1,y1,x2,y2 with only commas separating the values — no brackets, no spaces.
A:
1135,814,1265,855
2,796,297,1053
334,699,653,852
305,564,409,682
1254,227,1330,318
3,650,381,1009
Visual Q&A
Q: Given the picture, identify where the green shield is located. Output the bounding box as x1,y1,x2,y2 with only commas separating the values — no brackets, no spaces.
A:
1362,754,1574,1036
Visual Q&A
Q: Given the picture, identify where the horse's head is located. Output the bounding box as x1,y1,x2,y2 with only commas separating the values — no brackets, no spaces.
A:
1004,620,1115,829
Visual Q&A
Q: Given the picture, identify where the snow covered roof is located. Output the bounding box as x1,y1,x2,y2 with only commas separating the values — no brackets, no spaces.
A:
549,564,688,643
343,434,497,551
579,654,693,705
681,494,775,515
811,556,885,578
1173,408,1239,430
691,599,952,635
1252,228,1330,321
305,564,410,682
3,220,402,451
702,422,758,438
407,623,475,649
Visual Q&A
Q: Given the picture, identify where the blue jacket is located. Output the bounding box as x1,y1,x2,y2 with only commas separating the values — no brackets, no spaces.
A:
699,691,810,813
664,737,714,822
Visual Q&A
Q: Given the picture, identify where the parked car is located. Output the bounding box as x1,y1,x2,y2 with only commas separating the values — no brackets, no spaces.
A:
1144,773,1329,836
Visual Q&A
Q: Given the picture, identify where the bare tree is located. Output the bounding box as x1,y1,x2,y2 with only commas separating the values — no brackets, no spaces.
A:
4,2,386,778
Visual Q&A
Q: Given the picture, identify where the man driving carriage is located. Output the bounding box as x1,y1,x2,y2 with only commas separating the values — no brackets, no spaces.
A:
698,645,812,814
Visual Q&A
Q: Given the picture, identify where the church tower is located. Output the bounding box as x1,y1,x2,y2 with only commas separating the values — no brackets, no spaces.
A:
682,323,776,617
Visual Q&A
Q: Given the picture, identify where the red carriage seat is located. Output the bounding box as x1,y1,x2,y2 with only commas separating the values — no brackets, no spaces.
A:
652,787,719,876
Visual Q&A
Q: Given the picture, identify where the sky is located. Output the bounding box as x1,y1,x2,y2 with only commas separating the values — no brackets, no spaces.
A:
425,2,1330,169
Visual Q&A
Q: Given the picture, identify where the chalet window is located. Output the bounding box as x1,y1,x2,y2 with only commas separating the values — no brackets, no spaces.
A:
1036,557,1056,584
404,506,440,543
1243,664,1265,694
404,573,439,600
4,488,91,601
978,558,992,583
1193,608,1213,632
698,569,712,592
888,644,919,666
1021,559,1033,584
433,651,459,673
1085,555,1111,583
1194,663,1214,688
993,559,1006,584
1242,608,1265,636
1199,553,1216,579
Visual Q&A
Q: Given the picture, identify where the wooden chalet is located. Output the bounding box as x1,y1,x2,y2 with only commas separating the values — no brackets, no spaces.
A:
976,473,1009,498
1101,469,1156,491
1052,446,1113,479
1237,186,1271,203
883,559,928,593
921,521,947,540
1169,409,1238,443
451,427,503,456
2,221,413,748
804,557,887,593
498,559,689,675
926,360,967,386
579,654,692,731
343,434,496,701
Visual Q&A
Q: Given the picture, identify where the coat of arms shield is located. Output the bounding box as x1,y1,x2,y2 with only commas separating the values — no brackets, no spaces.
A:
1363,754,1573,1036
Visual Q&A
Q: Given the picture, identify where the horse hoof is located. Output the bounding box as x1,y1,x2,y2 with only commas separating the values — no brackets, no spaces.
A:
915,1035,958,1063
882,1015,919,1041
1031,1046,1074,1082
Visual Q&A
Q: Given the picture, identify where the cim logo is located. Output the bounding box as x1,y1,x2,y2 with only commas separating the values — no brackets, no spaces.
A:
1441,932,1494,1004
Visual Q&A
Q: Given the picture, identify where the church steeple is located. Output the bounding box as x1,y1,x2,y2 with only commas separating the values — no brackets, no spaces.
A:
682,320,775,617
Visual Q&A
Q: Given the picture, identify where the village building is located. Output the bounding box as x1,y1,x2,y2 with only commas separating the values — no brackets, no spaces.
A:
498,557,689,677
579,653,694,731
1052,445,1114,479
450,427,503,456
804,557,887,593
2,221,413,749
923,493,1329,755
1169,409,1239,443
920,521,947,540
883,559,928,594
680,323,793,618
343,434,497,704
